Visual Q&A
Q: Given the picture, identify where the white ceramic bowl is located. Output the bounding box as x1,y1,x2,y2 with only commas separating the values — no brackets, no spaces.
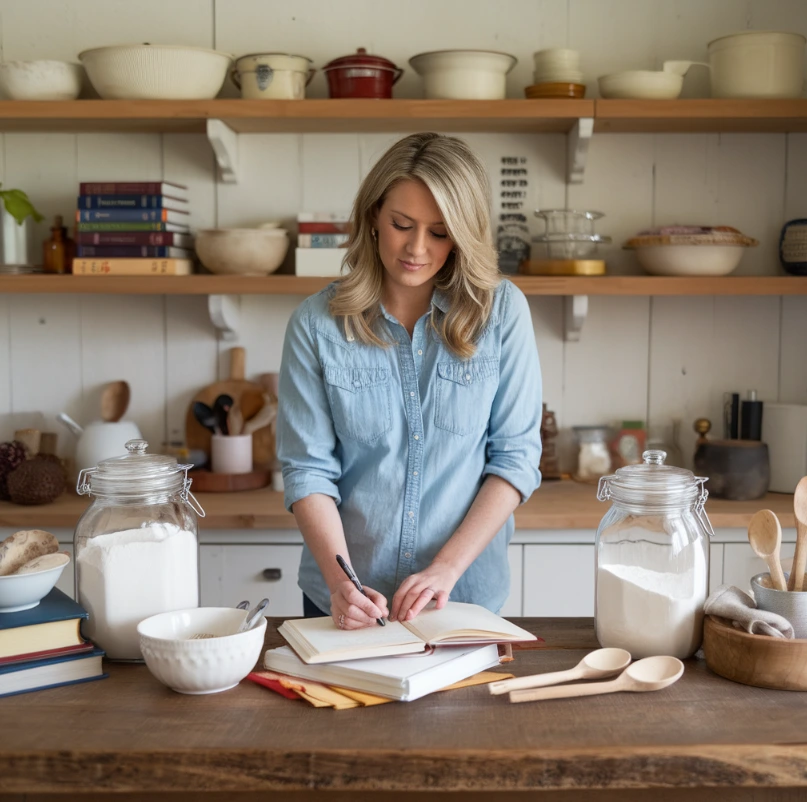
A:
0,562,68,613
0,60,83,100
599,70,684,99
409,49,517,99
196,228,290,276
78,44,231,100
633,244,746,276
138,607,266,695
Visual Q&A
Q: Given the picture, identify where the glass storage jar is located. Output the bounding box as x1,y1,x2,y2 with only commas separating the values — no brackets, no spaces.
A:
73,439,205,661
594,450,713,659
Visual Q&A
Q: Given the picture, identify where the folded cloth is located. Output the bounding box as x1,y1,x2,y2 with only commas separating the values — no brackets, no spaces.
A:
704,584,794,639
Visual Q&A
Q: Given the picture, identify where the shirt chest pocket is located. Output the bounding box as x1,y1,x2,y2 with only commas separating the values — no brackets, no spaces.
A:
323,364,392,445
434,356,500,436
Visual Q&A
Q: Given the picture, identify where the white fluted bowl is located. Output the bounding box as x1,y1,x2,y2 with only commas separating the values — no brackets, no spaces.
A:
138,607,265,695
0,60,84,100
78,44,231,100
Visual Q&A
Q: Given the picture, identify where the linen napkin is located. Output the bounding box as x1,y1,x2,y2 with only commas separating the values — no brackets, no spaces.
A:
704,584,794,639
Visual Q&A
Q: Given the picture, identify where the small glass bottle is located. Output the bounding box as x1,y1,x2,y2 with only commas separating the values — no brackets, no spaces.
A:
42,214,76,274
594,450,714,659
73,439,205,661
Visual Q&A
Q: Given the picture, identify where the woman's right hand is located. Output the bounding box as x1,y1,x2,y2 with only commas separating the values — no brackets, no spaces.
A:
330,580,389,630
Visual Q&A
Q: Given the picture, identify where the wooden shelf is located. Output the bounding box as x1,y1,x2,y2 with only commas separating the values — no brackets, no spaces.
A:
0,99,593,134
0,480,794,530
595,98,807,133
0,98,805,135
2,274,806,296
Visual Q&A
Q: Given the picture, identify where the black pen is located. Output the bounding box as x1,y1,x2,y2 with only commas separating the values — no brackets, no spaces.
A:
336,554,386,626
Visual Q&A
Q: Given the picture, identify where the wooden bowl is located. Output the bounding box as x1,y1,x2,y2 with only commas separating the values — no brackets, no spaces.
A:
702,615,807,691
525,82,586,99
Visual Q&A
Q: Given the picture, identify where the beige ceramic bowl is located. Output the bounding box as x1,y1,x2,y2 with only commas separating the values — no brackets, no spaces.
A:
633,244,745,276
0,60,84,100
196,228,289,275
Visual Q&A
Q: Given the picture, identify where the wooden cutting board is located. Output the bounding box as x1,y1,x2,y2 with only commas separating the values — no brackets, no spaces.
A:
185,347,276,469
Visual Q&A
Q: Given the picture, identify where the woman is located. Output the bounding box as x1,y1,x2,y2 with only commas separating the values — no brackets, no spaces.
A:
278,132,542,630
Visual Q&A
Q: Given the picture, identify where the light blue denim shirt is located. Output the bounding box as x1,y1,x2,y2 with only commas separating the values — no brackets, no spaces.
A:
277,278,542,614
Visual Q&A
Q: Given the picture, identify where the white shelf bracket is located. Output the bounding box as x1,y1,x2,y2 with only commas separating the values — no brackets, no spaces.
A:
206,119,239,184
208,294,241,341
567,117,594,184
564,295,588,341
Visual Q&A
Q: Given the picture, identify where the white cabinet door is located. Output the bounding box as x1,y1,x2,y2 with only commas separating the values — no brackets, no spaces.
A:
723,542,797,593
500,544,523,617
710,543,724,593
523,544,595,617
200,545,304,617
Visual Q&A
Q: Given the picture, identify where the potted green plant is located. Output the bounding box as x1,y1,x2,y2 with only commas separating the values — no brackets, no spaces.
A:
0,183,44,268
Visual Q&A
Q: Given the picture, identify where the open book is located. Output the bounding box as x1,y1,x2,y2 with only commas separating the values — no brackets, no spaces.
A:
277,601,536,664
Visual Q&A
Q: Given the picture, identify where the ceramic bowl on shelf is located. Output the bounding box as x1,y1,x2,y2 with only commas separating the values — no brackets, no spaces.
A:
631,244,746,276
409,49,517,99
0,561,69,613
195,227,289,276
598,60,707,99
138,606,266,694
78,44,232,100
525,82,585,99
0,60,84,100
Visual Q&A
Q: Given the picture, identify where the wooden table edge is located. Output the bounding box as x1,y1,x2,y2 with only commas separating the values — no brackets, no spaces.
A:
1,744,806,793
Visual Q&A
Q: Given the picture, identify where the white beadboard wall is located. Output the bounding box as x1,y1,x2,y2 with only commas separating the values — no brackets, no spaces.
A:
0,0,806,473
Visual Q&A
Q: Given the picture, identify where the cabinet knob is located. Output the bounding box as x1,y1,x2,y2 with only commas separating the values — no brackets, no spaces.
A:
262,568,282,581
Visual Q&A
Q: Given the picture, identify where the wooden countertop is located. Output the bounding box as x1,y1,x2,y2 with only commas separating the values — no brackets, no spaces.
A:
0,480,796,530
1,618,806,799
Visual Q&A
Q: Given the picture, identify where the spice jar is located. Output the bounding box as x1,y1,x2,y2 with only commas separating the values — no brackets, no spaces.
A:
573,425,612,482
595,450,713,659
73,439,205,661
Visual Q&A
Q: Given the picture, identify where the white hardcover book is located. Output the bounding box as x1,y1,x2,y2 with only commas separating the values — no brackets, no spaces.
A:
264,643,501,702
295,247,346,277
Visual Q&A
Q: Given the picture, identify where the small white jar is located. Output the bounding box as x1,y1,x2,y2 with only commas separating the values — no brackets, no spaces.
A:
232,53,314,99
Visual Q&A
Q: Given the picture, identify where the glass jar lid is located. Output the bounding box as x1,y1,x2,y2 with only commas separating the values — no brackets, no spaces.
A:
77,440,204,516
598,450,714,535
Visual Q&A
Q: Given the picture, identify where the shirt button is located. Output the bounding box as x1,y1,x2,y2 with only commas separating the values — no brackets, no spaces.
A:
404,552,411,558
414,434,420,440
408,511,414,518
465,374,471,382
413,470,418,476
410,391,415,397
417,349,423,355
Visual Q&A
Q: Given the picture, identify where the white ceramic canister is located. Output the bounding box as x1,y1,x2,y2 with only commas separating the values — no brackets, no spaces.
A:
232,53,314,99
409,50,517,100
708,31,806,98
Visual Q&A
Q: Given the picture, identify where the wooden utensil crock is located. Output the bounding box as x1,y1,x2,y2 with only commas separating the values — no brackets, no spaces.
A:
702,615,807,691
185,347,275,469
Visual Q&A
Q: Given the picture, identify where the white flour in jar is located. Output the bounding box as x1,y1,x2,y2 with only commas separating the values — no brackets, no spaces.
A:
77,523,198,660
596,561,706,659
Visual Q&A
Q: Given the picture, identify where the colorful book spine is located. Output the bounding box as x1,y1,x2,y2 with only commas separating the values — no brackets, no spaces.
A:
73,258,194,276
298,222,352,234
79,182,188,195
76,246,193,259
298,233,350,248
76,209,188,223
297,212,351,223
77,222,189,232
76,231,193,247
77,194,188,209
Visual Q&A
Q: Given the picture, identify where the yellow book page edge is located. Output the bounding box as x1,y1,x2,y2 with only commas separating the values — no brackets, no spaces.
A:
439,671,515,692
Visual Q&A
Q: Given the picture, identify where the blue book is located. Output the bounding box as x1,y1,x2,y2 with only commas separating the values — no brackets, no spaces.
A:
77,194,188,210
76,208,189,224
0,647,106,698
77,245,193,259
0,587,87,660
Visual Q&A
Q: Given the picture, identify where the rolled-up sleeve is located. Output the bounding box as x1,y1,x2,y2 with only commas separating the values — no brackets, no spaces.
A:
483,282,543,502
277,300,342,512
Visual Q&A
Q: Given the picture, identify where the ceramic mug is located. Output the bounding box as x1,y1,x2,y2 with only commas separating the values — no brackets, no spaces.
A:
751,572,807,638
211,433,253,475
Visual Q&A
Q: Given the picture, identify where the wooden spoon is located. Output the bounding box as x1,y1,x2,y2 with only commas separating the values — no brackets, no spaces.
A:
489,647,631,695
227,399,244,437
509,655,684,704
748,509,787,592
788,477,807,592
100,380,130,423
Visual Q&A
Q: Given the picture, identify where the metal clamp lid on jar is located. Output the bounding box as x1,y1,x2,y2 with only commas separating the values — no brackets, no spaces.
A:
597,449,714,537
76,439,205,517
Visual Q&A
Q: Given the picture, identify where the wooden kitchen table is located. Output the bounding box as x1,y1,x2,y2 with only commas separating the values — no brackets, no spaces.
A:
1,619,807,802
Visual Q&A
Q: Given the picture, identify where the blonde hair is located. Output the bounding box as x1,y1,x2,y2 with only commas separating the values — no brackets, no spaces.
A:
329,132,500,359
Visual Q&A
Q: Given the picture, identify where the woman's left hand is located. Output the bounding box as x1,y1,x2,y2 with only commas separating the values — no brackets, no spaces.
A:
390,561,459,622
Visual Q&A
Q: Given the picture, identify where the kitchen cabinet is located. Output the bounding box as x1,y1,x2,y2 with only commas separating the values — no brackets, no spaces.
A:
723,539,797,593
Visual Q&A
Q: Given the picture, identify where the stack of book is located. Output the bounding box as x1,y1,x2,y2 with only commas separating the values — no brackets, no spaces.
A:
295,213,351,277
72,181,195,276
256,601,535,704
0,588,105,698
